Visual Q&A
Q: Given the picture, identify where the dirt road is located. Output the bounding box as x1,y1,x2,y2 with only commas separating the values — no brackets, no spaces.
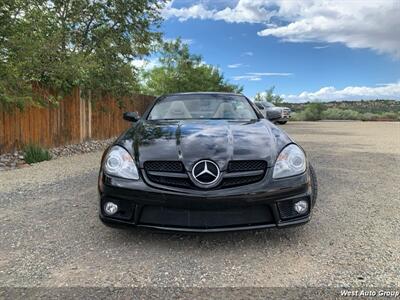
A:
1,121,399,292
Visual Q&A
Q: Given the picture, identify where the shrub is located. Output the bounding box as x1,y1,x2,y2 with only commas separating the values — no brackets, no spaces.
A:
291,102,326,121
360,112,380,121
361,112,400,121
322,108,361,120
290,112,305,121
23,144,52,164
380,112,399,120
290,104,399,122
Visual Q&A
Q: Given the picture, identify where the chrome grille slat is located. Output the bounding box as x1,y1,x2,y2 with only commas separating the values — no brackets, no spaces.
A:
144,160,267,189
143,161,184,173
146,171,189,178
227,160,267,172
224,170,264,178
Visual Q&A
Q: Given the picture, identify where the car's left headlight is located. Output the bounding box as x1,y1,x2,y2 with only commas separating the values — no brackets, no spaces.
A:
103,146,139,180
273,144,306,179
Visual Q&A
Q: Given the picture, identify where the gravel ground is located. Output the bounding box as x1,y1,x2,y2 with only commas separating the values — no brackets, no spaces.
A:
0,122,399,295
0,138,114,172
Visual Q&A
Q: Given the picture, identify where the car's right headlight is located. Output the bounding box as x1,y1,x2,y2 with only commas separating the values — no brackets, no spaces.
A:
273,144,306,179
103,146,139,180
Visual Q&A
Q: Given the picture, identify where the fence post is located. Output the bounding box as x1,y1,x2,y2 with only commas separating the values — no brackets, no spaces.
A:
88,90,92,140
79,88,85,143
79,88,93,142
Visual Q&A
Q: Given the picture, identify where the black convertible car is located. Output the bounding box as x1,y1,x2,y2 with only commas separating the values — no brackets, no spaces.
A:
98,92,317,232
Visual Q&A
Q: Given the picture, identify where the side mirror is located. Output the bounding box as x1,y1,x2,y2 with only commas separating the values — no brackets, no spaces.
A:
123,111,140,122
266,110,281,121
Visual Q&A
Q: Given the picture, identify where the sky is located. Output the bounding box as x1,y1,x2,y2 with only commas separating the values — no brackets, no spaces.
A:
140,0,400,102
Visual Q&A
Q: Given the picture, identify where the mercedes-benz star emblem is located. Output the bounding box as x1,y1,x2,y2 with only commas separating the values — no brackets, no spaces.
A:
192,160,220,185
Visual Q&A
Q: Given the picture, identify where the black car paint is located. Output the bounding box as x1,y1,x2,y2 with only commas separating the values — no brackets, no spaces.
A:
116,119,292,172
98,93,315,232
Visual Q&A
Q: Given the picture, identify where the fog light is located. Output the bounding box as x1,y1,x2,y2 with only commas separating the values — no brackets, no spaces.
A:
104,202,118,215
294,200,308,214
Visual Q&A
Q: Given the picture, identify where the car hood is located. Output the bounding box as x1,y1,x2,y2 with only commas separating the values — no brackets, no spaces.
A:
117,119,292,171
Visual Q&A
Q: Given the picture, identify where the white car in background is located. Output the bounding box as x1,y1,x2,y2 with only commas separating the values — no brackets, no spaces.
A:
255,102,291,124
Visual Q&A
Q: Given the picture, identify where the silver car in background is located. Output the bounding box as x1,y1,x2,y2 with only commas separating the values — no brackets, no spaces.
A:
255,102,291,124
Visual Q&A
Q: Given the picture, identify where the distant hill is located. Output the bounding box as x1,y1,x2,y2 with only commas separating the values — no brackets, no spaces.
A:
284,100,400,114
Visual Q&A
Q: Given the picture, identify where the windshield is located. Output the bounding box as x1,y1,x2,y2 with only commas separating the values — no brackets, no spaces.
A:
148,94,258,120
261,102,275,108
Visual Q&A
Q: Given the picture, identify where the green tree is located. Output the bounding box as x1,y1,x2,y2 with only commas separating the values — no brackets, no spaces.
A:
301,102,326,121
254,86,284,105
141,38,243,95
254,93,263,102
0,0,166,105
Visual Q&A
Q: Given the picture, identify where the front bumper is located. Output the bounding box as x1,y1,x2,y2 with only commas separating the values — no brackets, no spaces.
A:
98,168,314,232
279,110,291,121
279,115,291,121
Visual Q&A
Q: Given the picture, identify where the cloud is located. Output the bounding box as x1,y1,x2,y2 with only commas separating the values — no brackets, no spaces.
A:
182,38,194,45
212,1,276,24
227,63,242,68
283,82,400,102
131,58,159,70
314,45,329,49
164,37,195,45
233,75,261,81
164,0,400,58
247,72,292,76
258,1,400,58
162,2,215,21
233,71,293,81
163,0,274,23
241,51,253,56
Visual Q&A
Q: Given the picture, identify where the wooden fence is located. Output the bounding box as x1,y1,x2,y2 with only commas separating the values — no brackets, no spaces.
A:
0,88,155,154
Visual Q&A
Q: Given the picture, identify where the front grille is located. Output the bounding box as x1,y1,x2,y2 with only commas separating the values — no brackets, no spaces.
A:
147,174,193,188
144,161,184,173
139,205,273,229
144,160,191,188
227,160,266,172
221,174,265,188
144,160,267,189
221,160,267,188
